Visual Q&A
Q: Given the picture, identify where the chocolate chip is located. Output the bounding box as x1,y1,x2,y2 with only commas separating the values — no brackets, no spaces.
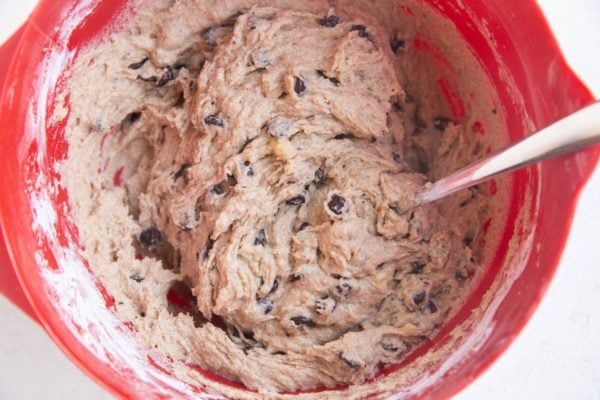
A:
314,167,326,187
140,227,162,247
257,298,274,314
330,274,342,280
339,352,361,368
211,183,226,195
156,66,174,87
294,76,306,96
268,280,279,296
350,24,369,38
272,351,286,356
334,133,355,140
320,14,341,27
229,326,240,338
315,296,336,314
328,194,346,215
128,58,148,70
334,283,351,298
173,164,191,181
428,301,438,313
286,195,306,206
434,117,452,132
289,274,303,282
463,236,473,246
205,114,225,127
317,70,340,86
390,37,406,54
126,111,142,124
254,229,267,246
291,316,316,327
243,330,255,340
409,261,426,274
247,167,254,177
204,239,215,259
130,273,144,283
393,152,402,164
381,342,399,353
413,290,426,305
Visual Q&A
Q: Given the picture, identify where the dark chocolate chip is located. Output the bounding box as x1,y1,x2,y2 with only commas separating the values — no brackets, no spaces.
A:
320,14,341,27
409,261,426,274
413,290,427,305
126,111,142,124
254,229,267,246
339,352,361,368
173,164,191,181
393,152,402,164
257,298,273,314
294,76,306,96
463,236,474,246
350,24,369,38
315,296,336,314
381,342,399,353
204,239,215,259
334,283,351,298
130,273,144,283
272,351,286,356
286,195,306,206
247,167,254,177
211,182,226,195
330,274,342,280
314,167,326,186
317,70,340,86
298,222,310,232
268,280,279,296
334,133,355,140
390,37,406,54
140,227,162,247
128,58,148,70
229,326,240,338
204,114,225,127
434,117,452,132
291,316,316,327
289,274,303,282
243,330,255,340
328,194,346,215
242,344,254,354
156,66,175,87
428,301,438,313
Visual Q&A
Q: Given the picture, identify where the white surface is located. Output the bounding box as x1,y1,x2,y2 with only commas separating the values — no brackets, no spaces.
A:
0,1,598,399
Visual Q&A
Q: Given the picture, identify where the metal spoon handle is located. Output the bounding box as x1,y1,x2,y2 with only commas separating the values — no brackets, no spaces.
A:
417,101,600,205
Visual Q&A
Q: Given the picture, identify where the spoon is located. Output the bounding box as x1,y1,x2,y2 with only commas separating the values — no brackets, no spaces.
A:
416,101,600,205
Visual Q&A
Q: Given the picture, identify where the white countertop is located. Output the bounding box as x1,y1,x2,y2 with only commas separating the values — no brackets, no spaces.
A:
0,1,598,399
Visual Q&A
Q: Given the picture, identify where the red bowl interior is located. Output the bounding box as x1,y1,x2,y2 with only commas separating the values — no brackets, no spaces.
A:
0,0,598,399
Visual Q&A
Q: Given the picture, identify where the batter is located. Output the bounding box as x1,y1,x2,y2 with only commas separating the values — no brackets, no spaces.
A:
63,0,500,395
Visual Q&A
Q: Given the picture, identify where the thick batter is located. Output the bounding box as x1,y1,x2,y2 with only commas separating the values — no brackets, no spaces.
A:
63,0,500,395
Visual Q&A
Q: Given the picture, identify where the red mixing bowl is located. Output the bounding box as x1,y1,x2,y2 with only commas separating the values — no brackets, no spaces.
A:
0,1,598,399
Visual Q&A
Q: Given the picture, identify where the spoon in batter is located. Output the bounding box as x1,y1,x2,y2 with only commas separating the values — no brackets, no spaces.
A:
416,100,600,205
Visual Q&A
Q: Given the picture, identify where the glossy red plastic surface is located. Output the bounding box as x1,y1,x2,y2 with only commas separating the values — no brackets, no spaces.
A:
0,1,598,399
